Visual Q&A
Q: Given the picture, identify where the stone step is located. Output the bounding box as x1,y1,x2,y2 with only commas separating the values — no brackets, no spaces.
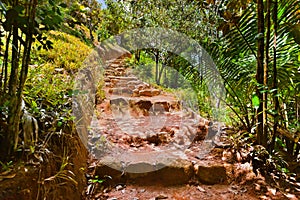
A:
107,97,182,113
94,155,229,186
106,76,138,81
104,71,125,77
108,87,133,95
132,89,161,97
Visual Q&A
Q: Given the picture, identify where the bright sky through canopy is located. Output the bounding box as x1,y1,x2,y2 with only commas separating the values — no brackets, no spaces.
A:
97,0,107,8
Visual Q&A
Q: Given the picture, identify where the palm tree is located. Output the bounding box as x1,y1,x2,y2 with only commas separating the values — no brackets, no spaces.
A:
210,0,300,153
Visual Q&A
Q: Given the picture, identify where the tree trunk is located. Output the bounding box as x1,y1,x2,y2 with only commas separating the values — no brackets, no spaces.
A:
270,0,279,152
135,50,140,63
157,64,166,85
155,49,159,84
256,0,267,147
89,21,94,42
6,12,21,155
264,0,271,145
0,0,37,157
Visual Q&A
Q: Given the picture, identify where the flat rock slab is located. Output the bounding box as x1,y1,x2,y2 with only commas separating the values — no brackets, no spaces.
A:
95,155,194,186
95,153,228,186
138,89,161,97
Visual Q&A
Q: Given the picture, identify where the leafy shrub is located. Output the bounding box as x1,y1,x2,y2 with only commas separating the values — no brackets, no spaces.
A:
32,30,92,72
25,31,92,135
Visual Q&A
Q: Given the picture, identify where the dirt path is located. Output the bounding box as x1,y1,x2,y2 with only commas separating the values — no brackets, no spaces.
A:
83,57,297,200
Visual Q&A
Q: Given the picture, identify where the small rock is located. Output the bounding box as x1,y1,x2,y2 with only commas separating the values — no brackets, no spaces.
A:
240,187,247,193
197,186,206,192
139,189,146,193
116,185,124,191
130,188,136,193
132,198,139,200
184,149,192,154
228,185,239,194
266,186,276,196
107,198,118,200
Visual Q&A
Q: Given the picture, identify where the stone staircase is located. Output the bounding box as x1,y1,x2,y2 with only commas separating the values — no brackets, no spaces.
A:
88,56,230,186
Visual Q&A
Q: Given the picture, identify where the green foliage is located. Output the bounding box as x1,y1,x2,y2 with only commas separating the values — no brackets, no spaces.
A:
129,51,214,118
37,0,65,31
88,174,112,191
130,52,155,83
252,94,260,110
62,0,103,43
32,31,92,71
208,0,300,137
249,144,300,189
0,0,69,155
0,160,13,171
25,31,91,134
89,175,105,184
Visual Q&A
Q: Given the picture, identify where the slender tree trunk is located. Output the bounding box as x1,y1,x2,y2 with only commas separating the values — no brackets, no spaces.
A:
157,64,166,85
296,96,299,125
270,0,279,152
1,32,11,95
256,0,267,147
6,7,21,154
155,49,159,84
264,0,271,148
135,50,140,63
89,25,94,43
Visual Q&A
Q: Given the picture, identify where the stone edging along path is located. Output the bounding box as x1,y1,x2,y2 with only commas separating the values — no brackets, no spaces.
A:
88,55,231,186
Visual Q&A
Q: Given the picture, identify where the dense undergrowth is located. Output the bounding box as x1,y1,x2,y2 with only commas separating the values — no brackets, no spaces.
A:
0,30,92,199
25,31,92,135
